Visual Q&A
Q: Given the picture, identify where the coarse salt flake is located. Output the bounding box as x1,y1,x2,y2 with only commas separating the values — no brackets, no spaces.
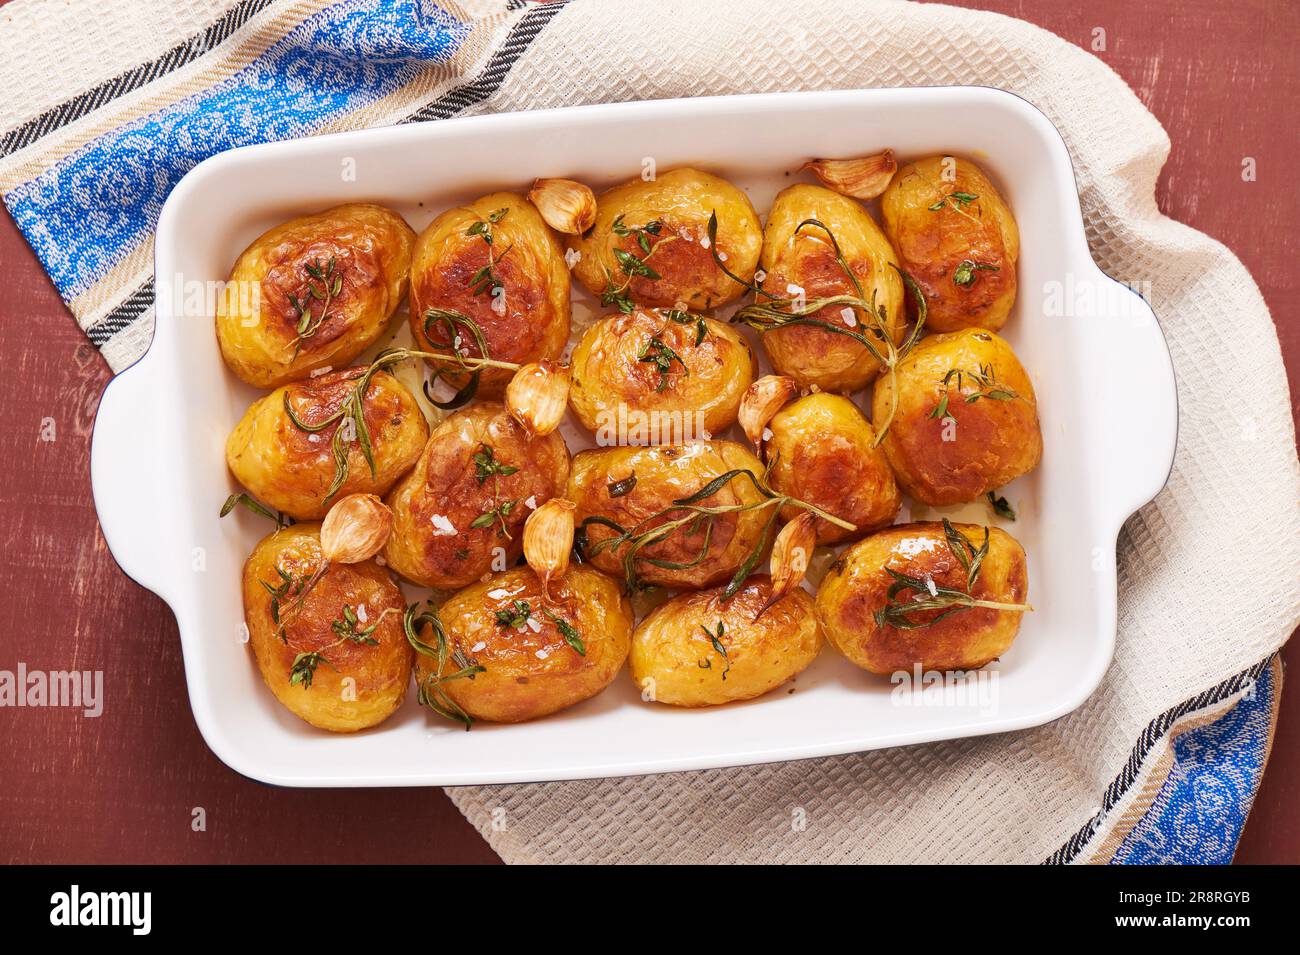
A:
487,588,511,599
840,307,857,327
430,514,456,536
535,648,550,660
310,365,333,377
565,248,582,268
471,641,487,653
355,604,368,623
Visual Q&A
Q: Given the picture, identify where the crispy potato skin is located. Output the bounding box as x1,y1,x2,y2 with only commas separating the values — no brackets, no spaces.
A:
420,565,632,723
872,328,1041,505
815,522,1028,674
759,184,904,392
880,156,1019,332
629,576,821,707
384,403,570,589
569,307,756,440
225,368,428,521
567,167,762,310
242,524,412,732
216,203,414,388
765,393,900,544
409,193,569,398
568,441,770,590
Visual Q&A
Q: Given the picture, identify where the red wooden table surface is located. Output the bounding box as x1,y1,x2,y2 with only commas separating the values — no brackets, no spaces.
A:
0,0,1296,864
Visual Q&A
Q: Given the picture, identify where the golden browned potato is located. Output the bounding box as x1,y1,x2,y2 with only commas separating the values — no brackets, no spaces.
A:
384,403,570,589
216,203,415,388
569,307,756,441
629,575,820,707
408,192,569,399
764,392,899,544
242,524,412,732
567,167,761,311
568,441,771,591
815,521,1029,674
880,156,1019,332
414,565,632,724
757,183,904,393
872,328,1041,505
225,368,428,521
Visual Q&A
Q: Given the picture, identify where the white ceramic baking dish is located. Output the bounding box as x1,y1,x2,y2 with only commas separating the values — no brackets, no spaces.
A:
91,88,1176,787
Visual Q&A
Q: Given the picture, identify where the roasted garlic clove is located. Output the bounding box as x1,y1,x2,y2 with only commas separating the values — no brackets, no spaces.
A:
523,497,576,599
527,177,597,235
738,374,799,448
759,511,817,618
320,493,393,563
802,150,897,200
506,360,571,437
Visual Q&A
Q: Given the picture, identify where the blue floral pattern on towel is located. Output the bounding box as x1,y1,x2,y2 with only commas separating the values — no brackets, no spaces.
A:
3,0,467,299
1111,663,1274,864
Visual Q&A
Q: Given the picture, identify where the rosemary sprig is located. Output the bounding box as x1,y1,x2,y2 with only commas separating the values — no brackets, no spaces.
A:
580,465,853,595
220,492,291,528
701,620,731,680
607,474,637,498
928,364,1018,419
287,256,342,358
706,211,927,444
281,312,521,508
600,215,676,312
872,519,1031,629
404,604,484,730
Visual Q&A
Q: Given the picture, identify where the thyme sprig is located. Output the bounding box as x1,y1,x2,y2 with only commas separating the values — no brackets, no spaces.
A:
465,207,512,297
928,364,1019,420
706,211,927,444
928,190,979,212
701,620,731,680
638,334,688,392
469,442,519,539
600,215,677,312
286,604,396,688
579,465,854,596
952,259,999,287
492,599,585,656
287,256,342,358
404,604,486,730
872,519,1031,630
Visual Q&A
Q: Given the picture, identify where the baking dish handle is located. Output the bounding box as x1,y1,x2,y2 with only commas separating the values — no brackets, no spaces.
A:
90,352,180,604
1092,274,1179,529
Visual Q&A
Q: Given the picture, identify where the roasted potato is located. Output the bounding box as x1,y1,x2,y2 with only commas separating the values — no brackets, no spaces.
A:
764,392,900,544
758,183,904,393
384,403,570,589
872,328,1041,505
225,367,428,521
569,441,772,590
569,307,756,441
629,575,820,707
880,156,1019,332
567,167,762,311
242,524,412,732
216,203,415,388
415,565,632,723
815,521,1029,674
409,192,569,398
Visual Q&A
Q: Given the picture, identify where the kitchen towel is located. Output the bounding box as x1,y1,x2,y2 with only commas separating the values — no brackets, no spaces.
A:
2,0,1296,862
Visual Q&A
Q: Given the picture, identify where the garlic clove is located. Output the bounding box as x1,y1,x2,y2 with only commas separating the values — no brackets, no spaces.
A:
527,177,597,235
802,150,897,200
506,360,571,437
738,374,799,449
523,497,576,599
757,511,817,619
320,493,393,564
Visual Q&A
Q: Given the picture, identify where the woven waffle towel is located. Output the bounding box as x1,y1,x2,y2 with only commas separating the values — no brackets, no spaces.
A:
3,0,1297,862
